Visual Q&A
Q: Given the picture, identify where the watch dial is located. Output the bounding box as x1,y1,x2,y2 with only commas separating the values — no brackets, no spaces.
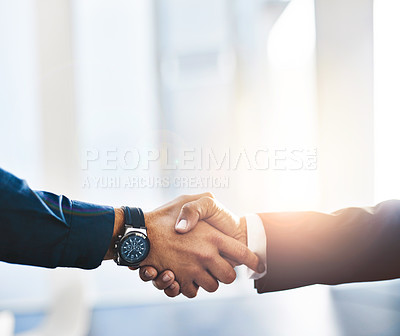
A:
120,233,149,264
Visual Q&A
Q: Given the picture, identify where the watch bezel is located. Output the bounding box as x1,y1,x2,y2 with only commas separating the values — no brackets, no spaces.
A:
117,231,150,266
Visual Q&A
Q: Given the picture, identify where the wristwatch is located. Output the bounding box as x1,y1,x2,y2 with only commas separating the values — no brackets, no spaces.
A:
114,207,150,267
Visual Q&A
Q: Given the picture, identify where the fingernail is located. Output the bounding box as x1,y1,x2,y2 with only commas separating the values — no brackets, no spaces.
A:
162,274,171,282
144,269,153,278
258,264,265,273
169,283,176,290
176,219,188,230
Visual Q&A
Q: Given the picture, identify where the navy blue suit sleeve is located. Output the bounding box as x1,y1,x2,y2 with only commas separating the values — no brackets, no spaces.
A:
0,168,114,269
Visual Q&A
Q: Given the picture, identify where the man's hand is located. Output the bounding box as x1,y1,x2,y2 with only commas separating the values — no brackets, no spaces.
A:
175,196,246,245
141,195,265,297
131,194,260,298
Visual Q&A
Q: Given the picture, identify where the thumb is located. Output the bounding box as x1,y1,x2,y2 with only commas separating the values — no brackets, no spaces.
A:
175,196,228,233
175,201,202,233
176,196,239,237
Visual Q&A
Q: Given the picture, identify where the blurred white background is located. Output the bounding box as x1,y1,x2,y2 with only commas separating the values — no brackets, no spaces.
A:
0,0,400,335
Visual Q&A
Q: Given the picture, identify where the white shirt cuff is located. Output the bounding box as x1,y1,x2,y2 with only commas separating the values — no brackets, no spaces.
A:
246,214,267,280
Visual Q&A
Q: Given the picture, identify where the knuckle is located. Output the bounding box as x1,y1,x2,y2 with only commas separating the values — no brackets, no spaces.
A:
165,291,174,298
203,196,215,208
190,267,202,280
166,290,179,298
206,281,219,293
177,194,190,203
162,270,174,280
165,286,180,297
140,274,150,282
139,269,147,280
141,268,154,280
236,244,249,262
152,280,163,290
182,285,197,299
186,290,197,299
198,252,213,263
181,203,193,214
221,268,236,284
204,192,215,199
225,270,237,284
211,233,222,245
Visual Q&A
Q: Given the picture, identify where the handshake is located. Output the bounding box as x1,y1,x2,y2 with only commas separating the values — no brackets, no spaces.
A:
3,168,398,294
106,193,266,298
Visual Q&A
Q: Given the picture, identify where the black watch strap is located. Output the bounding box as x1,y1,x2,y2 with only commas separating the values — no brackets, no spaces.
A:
122,206,146,229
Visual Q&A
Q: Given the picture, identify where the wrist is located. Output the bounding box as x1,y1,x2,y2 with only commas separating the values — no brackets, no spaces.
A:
104,208,125,260
138,211,156,266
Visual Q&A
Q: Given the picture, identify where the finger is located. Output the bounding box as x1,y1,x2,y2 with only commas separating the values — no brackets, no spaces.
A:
216,234,264,273
175,196,217,233
225,256,238,268
154,192,214,212
152,270,175,290
180,281,199,299
195,272,219,293
175,202,201,233
139,266,158,282
164,281,180,298
207,256,237,284
183,192,215,202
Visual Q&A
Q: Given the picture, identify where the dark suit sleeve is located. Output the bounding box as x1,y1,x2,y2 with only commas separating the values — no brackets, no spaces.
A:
255,200,400,293
0,168,114,269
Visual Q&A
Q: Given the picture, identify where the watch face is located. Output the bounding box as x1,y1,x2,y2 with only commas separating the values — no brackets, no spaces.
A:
119,232,150,265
